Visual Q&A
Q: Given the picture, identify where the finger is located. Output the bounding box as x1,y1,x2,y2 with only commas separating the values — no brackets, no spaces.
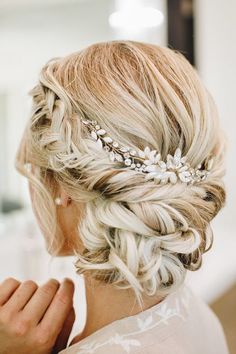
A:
39,278,75,338
0,278,21,306
52,307,76,354
3,280,38,313
22,278,60,324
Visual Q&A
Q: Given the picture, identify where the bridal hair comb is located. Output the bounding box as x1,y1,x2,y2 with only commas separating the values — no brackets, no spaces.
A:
81,117,214,185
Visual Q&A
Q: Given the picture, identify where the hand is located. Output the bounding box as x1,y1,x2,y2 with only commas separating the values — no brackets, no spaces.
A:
0,277,75,354
52,306,76,353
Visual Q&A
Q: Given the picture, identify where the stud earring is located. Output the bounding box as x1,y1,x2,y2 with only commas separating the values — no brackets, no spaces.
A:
54,196,72,206
55,197,62,205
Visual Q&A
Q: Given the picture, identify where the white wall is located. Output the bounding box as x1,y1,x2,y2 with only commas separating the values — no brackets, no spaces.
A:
186,0,236,301
195,0,236,229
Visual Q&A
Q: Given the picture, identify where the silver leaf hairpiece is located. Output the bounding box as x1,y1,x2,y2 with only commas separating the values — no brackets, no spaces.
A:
81,117,214,185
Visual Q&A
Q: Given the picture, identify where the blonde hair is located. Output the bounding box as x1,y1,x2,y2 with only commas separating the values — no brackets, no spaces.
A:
16,40,226,305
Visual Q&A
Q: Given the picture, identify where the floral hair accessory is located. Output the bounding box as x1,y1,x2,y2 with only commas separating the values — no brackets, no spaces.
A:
81,117,214,185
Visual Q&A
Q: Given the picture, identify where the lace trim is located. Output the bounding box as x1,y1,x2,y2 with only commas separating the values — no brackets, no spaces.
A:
67,285,192,354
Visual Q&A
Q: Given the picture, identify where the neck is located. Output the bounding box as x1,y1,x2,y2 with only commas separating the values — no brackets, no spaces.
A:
70,275,165,345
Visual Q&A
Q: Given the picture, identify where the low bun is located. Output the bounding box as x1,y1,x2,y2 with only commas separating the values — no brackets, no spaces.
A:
75,173,225,303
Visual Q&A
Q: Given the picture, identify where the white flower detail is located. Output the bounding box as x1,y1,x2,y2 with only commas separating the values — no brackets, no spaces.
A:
115,153,123,162
111,334,141,353
71,286,191,354
95,138,103,150
90,131,97,140
155,303,176,318
78,340,98,353
137,315,153,330
96,129,106,135
81,117,213,185
166,148,187,169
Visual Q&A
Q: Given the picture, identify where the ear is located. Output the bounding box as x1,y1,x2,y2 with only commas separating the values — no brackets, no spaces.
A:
60,189,72,207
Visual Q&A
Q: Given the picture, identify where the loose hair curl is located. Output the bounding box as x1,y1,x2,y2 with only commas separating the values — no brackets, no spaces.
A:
16,40,227,305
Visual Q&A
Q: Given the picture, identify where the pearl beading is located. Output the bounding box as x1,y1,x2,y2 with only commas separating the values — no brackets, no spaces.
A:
81,117,214,185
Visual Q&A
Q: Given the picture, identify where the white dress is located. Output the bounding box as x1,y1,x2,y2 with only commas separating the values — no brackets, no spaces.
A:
59,284,229,354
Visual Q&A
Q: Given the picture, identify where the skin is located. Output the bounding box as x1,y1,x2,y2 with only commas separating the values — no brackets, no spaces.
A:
0,277,75,354
0,180,165,353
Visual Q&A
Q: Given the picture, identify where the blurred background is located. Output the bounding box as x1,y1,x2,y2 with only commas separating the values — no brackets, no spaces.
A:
0,0,235,351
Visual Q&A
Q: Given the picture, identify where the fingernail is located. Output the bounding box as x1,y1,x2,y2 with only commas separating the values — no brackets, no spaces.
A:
63,277,74,285
47,278,60,286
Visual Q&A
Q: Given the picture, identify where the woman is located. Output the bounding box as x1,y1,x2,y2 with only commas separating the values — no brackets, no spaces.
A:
0,40,229,353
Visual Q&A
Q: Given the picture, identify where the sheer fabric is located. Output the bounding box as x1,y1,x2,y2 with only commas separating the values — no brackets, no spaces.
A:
59,284,229,354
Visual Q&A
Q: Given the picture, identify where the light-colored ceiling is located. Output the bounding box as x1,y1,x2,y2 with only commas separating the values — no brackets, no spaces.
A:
0,0,112,30
0,0,167,88
0,0,89,11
